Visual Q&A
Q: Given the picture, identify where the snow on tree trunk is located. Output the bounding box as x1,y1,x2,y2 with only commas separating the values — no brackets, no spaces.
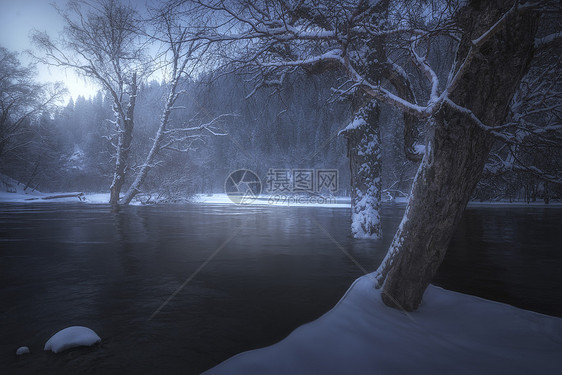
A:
344,1,388,240
109,72,137,205
376,2,539,311
344,101,382,239
120,35,192,206
120,89,176,205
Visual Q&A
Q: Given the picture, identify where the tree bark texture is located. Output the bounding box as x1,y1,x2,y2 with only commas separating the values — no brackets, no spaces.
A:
380,1,538,311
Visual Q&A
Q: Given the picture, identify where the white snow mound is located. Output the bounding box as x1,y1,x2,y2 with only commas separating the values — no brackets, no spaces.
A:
44,326,101,353
16,346,30,355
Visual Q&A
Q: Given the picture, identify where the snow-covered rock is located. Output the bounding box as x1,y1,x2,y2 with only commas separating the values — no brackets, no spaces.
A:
44,326,101,353
16,346,30,355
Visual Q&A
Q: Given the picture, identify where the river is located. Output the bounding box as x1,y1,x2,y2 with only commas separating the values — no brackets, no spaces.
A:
1,202,560,374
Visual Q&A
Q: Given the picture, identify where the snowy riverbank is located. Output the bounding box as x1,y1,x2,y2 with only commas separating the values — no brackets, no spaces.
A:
1,173,559,208
193,193,562,207
204,273,562,375
0,174,137,204
193,193,352,207
0,189,118,204
2,189,560,208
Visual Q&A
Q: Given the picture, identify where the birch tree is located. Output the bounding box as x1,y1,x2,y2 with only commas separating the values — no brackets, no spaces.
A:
34,0,227,204
120,3,227,204
33,0,145,205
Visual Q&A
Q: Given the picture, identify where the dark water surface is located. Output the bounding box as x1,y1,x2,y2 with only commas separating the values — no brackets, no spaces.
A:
1,203,560,374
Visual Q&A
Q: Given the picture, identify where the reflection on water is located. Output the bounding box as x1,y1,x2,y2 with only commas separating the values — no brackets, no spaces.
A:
435,207,562,316
0,203,560,374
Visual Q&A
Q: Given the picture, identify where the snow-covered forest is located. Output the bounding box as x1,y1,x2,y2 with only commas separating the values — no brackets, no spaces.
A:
1,66,355,196
1,0,560,206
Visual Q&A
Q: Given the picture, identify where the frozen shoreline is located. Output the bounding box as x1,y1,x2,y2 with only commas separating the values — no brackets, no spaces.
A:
204,273,562,375
0,191,122,204
1,191,561,207
194,193,562,207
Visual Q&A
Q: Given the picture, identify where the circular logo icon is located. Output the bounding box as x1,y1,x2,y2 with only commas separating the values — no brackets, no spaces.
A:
225,169,262,204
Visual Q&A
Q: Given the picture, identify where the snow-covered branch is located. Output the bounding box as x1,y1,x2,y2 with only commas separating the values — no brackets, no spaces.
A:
535,32,562,49
485,148,562,185
410,39,439,105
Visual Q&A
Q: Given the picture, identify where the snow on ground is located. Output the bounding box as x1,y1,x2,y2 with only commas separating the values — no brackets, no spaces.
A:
1,189,558,207
204,274,562,375
44,326,101,353
0,191,83,203
193,194,351,208
0,174,44,200
0,177,139,205
0,190,113,204
0,171,557,207
81,193,112,204
193,194,561,208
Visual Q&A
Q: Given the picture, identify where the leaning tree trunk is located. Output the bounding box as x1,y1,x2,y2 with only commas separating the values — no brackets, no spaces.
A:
121,52,190,205
109,73,137,205
377,2,538,311
120,89,177,205
345,101,383,239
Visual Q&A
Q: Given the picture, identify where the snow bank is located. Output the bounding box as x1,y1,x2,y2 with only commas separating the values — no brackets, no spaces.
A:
0,174,88,203
0,173,44,201
0,189,141,205
44,326,101,353
81,193,111,204
193,194,351,208
204,274,562,375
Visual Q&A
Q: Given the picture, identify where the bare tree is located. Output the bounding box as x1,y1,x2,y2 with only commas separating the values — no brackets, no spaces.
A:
33,0,145,205
120,2,229,204
0,47,65,163
182,0,428,238
182,0,559,310
33,0,228,204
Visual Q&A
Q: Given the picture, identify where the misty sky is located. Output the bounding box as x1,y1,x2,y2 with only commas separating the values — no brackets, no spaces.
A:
0,0,104,101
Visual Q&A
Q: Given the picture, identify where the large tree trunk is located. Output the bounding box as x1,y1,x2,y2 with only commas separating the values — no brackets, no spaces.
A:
346,101,383,239
342,0,391,239
109,73,137,205
378,1,538,311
